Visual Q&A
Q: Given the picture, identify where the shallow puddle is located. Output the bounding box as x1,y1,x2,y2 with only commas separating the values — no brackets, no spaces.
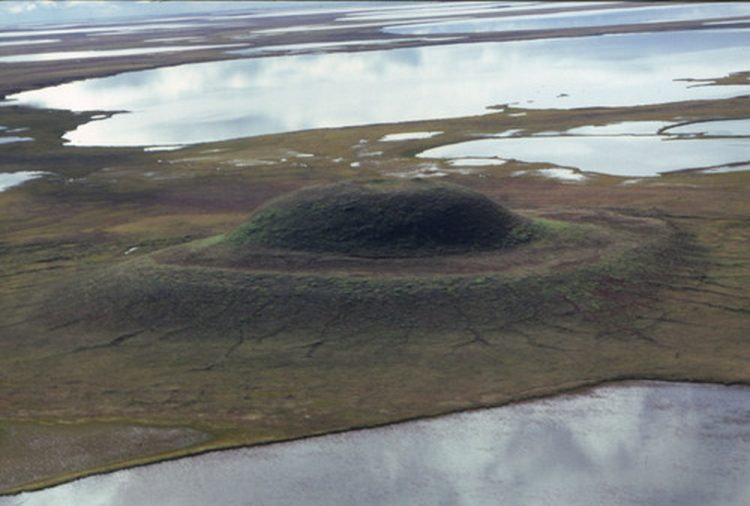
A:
6,28,750,147
4,382,749,506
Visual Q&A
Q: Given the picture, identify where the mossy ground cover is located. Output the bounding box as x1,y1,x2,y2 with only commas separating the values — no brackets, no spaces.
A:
1,88,749,493
227,180,532,257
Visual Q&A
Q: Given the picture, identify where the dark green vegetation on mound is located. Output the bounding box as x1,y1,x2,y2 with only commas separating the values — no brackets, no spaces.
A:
228,180,532,257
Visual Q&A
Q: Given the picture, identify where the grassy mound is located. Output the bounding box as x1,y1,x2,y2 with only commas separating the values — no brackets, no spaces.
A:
228,180,532,257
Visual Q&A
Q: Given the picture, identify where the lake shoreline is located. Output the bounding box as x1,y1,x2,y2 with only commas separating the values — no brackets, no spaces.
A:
4,375,749,496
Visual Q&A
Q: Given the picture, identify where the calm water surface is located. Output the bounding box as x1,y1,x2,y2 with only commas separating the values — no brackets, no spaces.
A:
419,135,750,176
665,118,750,137
3,382,749,506
0,45,241,63
383,3,750,35
0,171,48,192
6,29,750,146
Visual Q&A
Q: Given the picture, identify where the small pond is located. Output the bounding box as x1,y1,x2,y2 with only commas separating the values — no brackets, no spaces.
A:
0,171,48,192
419,134,750,176
3,381,749,506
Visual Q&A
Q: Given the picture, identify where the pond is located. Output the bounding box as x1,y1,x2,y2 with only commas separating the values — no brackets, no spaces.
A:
0,171,48,192
3,381,749,506
418,134,750,176
665,118,750,137
5,29,750,147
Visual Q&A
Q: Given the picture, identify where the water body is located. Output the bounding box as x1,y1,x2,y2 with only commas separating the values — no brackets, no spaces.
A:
665,118,750,136
0,23,205,39
338,2,613,23
514,167,588,182
380,131,444,142
0,171,48,192
0,136,32,145
0,39,58,47
4,382,749,506
228,38,422,56
419,135,750,176
6,29,750,147
565,120,671,135
0,45,241,64
383,2,750,35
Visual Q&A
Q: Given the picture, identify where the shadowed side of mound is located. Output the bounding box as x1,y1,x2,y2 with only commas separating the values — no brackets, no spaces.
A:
225,180,534,258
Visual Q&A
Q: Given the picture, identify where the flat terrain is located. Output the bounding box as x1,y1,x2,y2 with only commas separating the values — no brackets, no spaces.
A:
1,3,749,495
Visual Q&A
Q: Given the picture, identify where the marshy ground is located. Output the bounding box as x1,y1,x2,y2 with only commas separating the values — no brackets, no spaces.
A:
1,2,749,495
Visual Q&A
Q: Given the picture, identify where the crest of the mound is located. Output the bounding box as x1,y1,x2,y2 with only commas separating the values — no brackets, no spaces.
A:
229,180,533,258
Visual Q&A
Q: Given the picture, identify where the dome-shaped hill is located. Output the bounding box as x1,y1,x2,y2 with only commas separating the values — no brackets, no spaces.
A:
228,180,532,258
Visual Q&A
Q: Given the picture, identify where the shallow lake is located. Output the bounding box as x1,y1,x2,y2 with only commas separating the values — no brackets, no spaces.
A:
419,134,750,176
6,29,750,147
3,381,749,506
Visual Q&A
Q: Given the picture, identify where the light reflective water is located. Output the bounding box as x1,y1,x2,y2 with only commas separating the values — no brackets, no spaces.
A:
0,23,204,39
514,167,588,182
3,382,749,506
228,38,421,56
6,29,750,147
419,135,750,176
0,171,48,192
665,118,750,136
0,44,240,63
379,131,444,142
565,120,671,135
0,136,32,145
0,39,58,47
338,2,612,23
384,2,750,35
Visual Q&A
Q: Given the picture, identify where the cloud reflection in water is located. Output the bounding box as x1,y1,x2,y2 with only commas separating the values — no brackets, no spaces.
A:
6,29,750,147
4,382,750,506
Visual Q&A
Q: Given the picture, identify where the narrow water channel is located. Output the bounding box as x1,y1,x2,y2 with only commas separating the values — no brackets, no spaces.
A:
4,381,749,506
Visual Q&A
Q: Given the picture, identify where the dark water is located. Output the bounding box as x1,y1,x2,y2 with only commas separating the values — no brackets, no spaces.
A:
4,382,750,506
